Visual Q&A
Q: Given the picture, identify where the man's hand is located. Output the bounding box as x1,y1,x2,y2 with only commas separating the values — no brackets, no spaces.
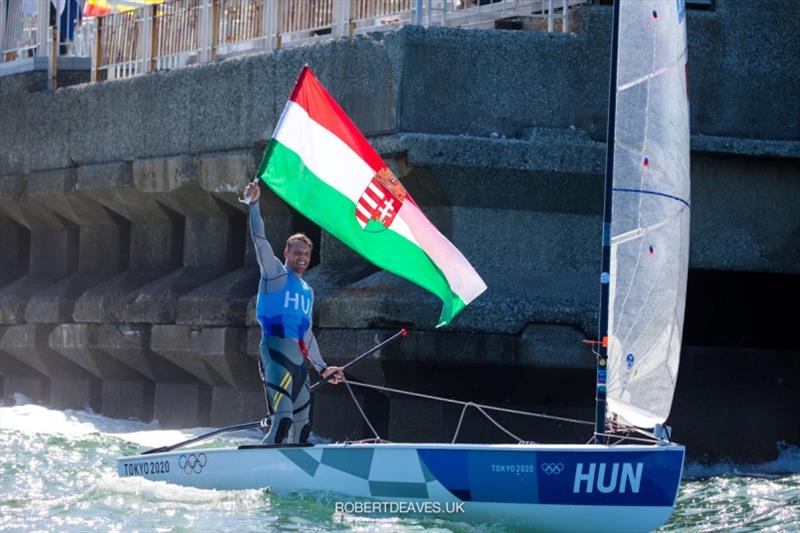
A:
321,366,344,384
242,180,261,204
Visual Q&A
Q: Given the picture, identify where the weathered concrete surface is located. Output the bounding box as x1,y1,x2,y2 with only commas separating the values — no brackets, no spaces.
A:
2,4,799,175
0,324,101,410
0,1,798,460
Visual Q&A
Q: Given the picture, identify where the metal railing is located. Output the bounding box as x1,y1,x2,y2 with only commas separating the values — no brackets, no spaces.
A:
1,0,586,85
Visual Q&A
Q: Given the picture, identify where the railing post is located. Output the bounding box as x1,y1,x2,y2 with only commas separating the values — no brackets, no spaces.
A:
91,16,102,82
48,25,57,90
0,0,7,61
414,0,424,26
149,4,159,72
348,0,356,37
140,5,151,72
547,0,554,32
199,0,211,62
332,0,351,37
212,0,221,58
36,0,48,56
270,0,282,50
425,0,431,27
562,0,569,33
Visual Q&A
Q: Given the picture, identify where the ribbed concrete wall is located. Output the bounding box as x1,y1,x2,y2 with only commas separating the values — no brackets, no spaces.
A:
0,1,798,460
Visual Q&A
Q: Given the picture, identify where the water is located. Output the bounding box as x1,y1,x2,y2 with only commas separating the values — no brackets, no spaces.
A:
1,399,798,532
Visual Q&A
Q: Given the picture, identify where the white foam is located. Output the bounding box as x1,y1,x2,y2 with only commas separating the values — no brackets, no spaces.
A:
95,473,266,504
0,403,207,447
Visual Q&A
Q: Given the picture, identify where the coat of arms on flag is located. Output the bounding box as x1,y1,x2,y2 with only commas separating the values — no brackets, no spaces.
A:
355,167,408,232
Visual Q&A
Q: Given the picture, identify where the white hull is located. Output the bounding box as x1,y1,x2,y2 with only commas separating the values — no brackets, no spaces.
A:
118,442,684,532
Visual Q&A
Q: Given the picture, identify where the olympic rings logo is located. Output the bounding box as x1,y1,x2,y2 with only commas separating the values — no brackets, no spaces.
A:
178,453,208,475
540,462,564,475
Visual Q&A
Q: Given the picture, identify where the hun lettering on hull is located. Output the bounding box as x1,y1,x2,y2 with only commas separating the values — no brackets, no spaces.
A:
572,462,643,494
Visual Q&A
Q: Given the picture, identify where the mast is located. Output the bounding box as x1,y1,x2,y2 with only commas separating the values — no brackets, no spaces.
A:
595,0,622,444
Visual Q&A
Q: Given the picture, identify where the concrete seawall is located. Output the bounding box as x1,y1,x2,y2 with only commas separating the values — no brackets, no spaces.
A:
1,1,798,461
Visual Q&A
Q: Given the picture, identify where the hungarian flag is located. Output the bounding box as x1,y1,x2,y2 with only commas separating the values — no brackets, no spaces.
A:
257,67,487,326
83,0,162,17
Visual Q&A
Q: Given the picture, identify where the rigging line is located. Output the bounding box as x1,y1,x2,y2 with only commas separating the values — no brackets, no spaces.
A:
451,402,527,444
472,404,525,443
612,187,690,208
345,381,595,427
343,379,382,441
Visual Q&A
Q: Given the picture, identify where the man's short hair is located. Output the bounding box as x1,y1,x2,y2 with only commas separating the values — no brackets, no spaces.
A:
286,233,313,250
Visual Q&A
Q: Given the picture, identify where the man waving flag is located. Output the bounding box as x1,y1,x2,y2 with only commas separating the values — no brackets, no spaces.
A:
256,66,486,327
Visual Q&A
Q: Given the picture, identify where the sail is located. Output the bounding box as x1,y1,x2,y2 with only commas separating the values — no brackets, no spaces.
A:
605,0,691,429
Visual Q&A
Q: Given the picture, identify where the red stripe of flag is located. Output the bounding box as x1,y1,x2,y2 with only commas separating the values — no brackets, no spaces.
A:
289,67,385,174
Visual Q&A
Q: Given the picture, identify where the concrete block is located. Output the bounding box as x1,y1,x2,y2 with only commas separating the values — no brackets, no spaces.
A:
48,323,150,378
2,376,49,404
150,325,252,387
73,270,168,323
50,377,101,411
176,267,258,326
209,387,264,426
25,272,115,324
314,328,398,385
101,380,155,422
388,397,446,442
673,346,800,462
245,326,261,357
133,155,195,193
0,215,26,286
26,168,77,197
312,385,385,442
0,351,50,404
76,161,134,192
0,174,23,199
519,324,595,369
317,267,597,335
0,324,101,382
117,266,226,324
690,154,800,274
154,382,211,428
196,149,259,196
0,275,60,324
94,323,193,382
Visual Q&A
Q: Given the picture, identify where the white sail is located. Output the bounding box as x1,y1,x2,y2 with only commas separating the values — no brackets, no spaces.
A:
606,0,691,429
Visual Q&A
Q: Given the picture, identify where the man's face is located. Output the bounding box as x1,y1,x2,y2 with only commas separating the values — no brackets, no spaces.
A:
284,240,312,276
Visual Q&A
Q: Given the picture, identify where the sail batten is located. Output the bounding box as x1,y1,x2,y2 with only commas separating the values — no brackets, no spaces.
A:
605,0,690,430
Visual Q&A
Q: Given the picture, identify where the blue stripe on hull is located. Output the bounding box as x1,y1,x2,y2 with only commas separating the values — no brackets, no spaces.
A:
417,447,683,507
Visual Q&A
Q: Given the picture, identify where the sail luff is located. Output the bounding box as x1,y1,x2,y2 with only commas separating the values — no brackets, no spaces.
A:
594,0,623,442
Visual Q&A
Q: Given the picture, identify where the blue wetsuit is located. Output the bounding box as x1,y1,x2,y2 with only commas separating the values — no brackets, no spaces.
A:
249,202,327,444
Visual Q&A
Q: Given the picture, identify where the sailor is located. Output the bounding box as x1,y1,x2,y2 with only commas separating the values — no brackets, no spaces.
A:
243,180,344,444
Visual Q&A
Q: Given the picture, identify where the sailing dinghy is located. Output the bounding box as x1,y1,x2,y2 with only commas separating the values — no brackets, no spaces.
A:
118,1,691,530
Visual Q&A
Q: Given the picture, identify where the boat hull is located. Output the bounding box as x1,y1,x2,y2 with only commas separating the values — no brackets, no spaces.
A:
117,442,684,532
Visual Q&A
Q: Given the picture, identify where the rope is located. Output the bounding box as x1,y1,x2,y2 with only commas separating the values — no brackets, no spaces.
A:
344,381,595,427
343,379,382,441
451,402,527,444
